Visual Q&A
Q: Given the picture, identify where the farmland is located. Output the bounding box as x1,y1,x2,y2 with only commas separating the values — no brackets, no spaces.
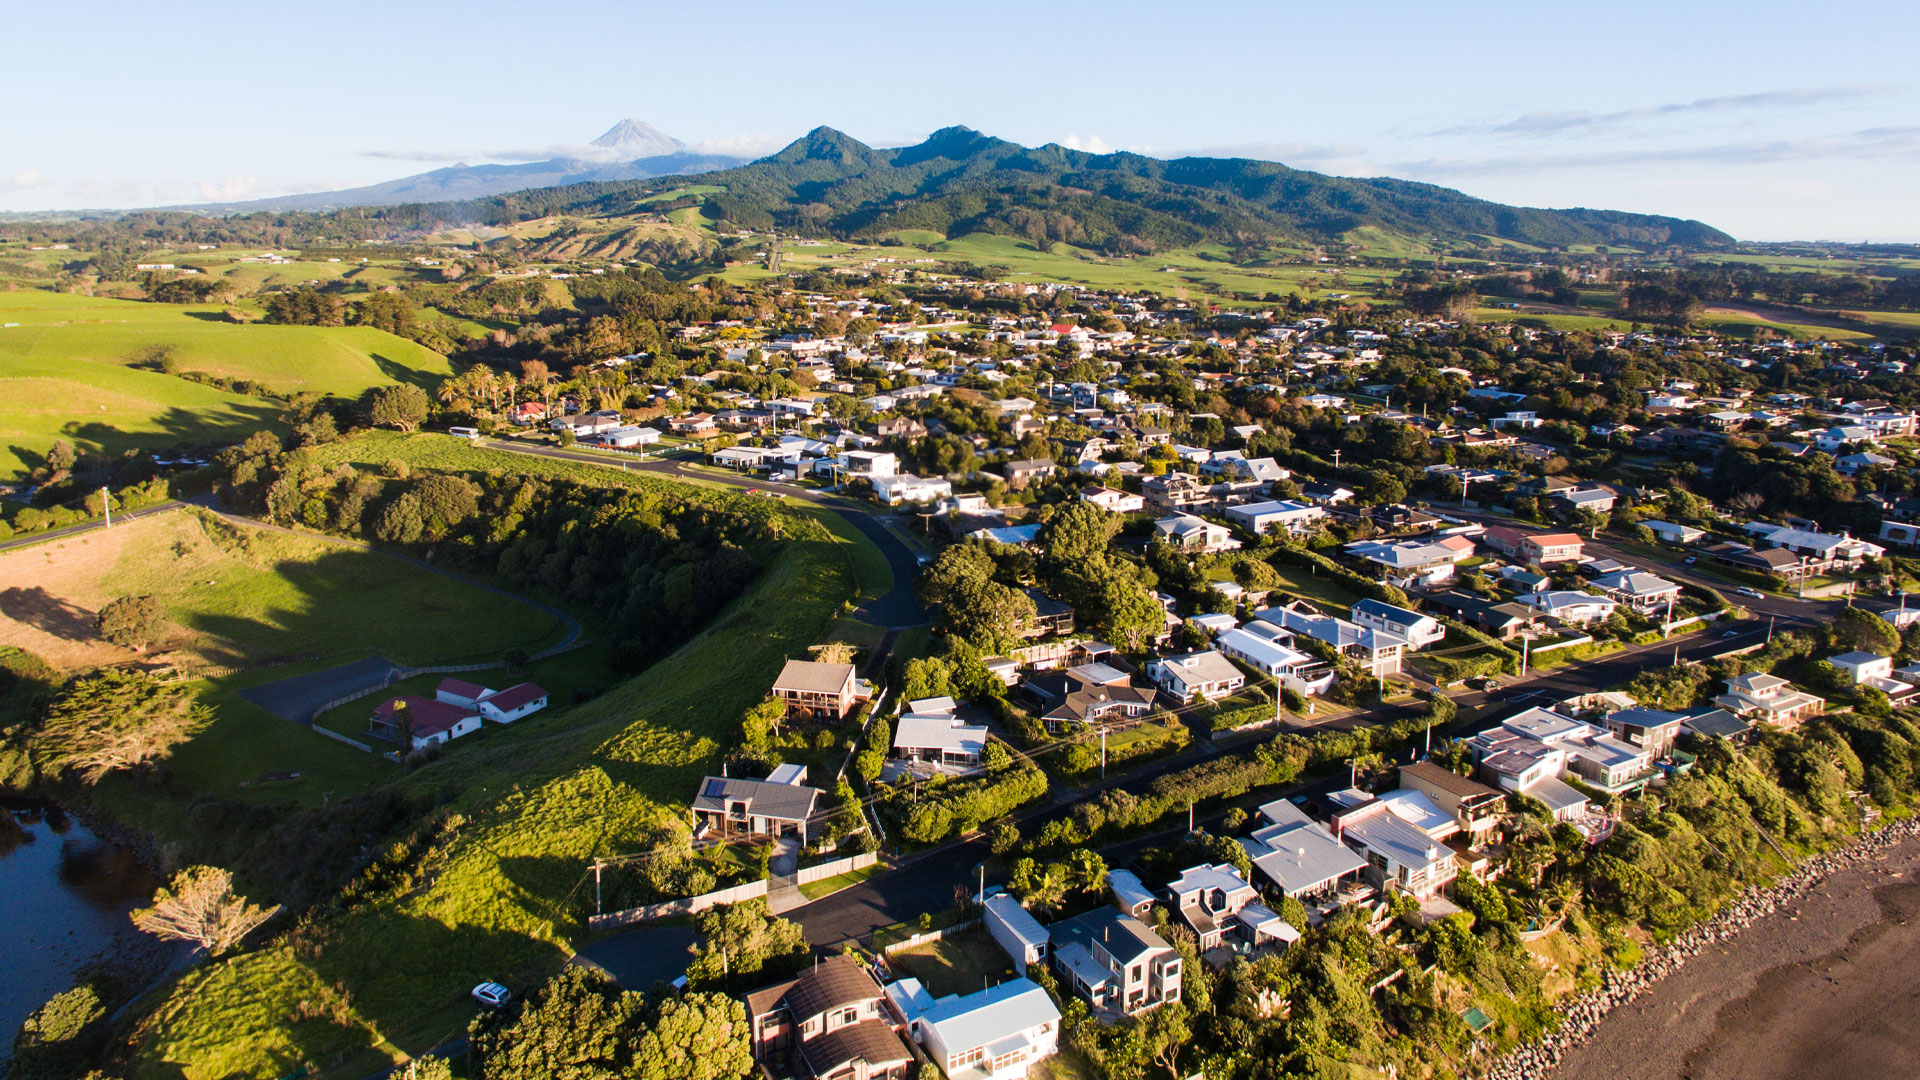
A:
0,289,452,477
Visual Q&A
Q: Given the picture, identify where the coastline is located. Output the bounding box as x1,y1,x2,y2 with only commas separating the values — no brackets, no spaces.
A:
1485,813,1920,1080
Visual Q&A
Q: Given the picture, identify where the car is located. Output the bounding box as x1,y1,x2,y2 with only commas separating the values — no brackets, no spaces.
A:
472,982,512,1008
1467,675,1502,691
1683,556,1698,564
1735,587,1763,599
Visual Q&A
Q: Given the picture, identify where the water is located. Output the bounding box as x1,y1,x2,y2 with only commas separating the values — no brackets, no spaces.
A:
0,802,161,1052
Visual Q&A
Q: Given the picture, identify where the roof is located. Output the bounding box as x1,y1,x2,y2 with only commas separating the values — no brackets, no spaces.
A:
1524,776,1591,814
691,775,820,822
1049,907,1169,965
982,893,1050,950
1829,651,1889,668
1106,869,1157,912
485,682,547,711
1155,650,1244,686
436,677,489,700
1594,571,1682,597
894,715,989,755
1526,533,1584,547
1607,706,1685,730
1341,806,1450,870
919,979,1060,1053
800,1021,911,1075
773,659,855,695
1351,598,1434,629
1682,708,1753,739
1398,761,1503,801
1167,863,1252,899
781,954,883,1022
1244,820,1368,894
1378,789,1457,835
372,695,475,737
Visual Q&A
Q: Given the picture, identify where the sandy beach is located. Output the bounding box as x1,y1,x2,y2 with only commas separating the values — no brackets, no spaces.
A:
1548,833,1920,1080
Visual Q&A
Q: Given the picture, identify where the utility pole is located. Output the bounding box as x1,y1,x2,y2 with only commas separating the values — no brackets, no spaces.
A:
1100,727,1108,779
1332,449,1343,472
101,486,111,528
1520,635,1530,677
1767,615,1776,643
593,859,604,915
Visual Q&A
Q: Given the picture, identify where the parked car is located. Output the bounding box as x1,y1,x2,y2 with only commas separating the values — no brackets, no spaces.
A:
472,982,512,1008
1735,586,1763,599
1683,556,1698,564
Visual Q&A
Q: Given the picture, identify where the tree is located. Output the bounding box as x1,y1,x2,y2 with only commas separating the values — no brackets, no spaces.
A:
411,474,479,540
1007,857,1069,913
630,993,755,1080
96,594,167,651
10,984,107,1080
35,669,209,782
130,865,279,957
1040,501,1120,567
469,967,644,1080
369,383,430,432
1831,606,1901,656
375,492,427,543
1139,999,1193,1076
685,899,807,987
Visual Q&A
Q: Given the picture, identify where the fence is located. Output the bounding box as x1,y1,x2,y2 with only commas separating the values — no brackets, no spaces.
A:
879,917,982,956
587,879,772,930
794,851,878,886
303,641,591,722
1528,634,1595,656
311,726,373,752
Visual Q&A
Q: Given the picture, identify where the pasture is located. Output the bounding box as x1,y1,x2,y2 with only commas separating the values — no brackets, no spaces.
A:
0,290,451,477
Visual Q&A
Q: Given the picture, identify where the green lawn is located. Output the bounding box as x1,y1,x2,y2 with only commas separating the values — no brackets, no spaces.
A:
127,502,861,1080
0,290,451,477
886,928,1018,997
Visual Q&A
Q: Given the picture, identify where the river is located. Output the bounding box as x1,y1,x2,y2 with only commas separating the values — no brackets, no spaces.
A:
0,802,160,1057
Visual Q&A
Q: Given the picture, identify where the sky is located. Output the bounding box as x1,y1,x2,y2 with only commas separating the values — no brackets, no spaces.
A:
4,0,1918,241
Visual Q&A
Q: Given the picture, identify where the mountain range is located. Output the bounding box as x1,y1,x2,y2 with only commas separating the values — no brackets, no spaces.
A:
183,119,751,213
436,125,1731,252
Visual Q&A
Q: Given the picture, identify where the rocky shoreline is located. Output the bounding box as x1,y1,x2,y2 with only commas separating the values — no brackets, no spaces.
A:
1482,813,1920,1080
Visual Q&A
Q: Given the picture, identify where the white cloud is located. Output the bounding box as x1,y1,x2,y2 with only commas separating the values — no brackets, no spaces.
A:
1393,125,1920,178
1060,134,1113,154
685,133,785,158
364,148,469,162
5,168,46,190
1426,85,1893,140
196,175,261,201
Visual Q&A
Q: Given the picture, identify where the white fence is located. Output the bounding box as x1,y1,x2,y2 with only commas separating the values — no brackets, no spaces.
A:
311,726,373,752
795,851,878,886
880,917,982,956
584,851,881,930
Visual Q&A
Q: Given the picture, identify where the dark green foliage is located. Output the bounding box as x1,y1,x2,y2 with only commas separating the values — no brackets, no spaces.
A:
95,594,167,650
10,984,107,1080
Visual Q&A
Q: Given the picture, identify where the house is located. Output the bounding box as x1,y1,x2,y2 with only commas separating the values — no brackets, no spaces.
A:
1643,520,1705,545
1081,486,1145,514
1553,488,1617,515
1216,624,1336,695
970,523,1044,547
1152,514,1240,553
744,955,912,1080
1048,907,1182,1019
1593,571,1684,615
668,412,720,437
982,893,1050,976
1105,869,1158,919
1396,761,1506,842
1251,604,1405,677
773,659,866,720
1471,706,1654,803
1423,591,1544,640
1142,472,1214,515
1002,459,1058,489
1224,500,1326,537
1300,481,1357,506
369,695,481,750
1021,589,1076,639
1744,523,1884,570
832,450,900,480
1681,708,1754,743
1240,798,1369,901
1022,663,1157,733
1349,599,1446,651
1826,652,1919,702
691,768,821,839
593,425,662,448
1602,707,1686,759
1521,533,1585,565
1712,673,1826,727
893,698,990,769
477,682,550,724
1146,650,1247,704
1165,863,1284,950
894,978,1060,1080
1344,538,1473,590
1329,799,1459,899
872,474,954,505
1523,590,1620,626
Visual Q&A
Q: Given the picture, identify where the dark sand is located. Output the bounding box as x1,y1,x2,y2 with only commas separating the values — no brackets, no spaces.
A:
1550,834,1920,1080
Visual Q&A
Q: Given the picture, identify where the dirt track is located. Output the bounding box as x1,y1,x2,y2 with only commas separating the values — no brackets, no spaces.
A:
1550,833,1920,1080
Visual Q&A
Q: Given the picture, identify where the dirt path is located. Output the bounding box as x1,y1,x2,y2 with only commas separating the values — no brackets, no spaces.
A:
1550,833,1920,1080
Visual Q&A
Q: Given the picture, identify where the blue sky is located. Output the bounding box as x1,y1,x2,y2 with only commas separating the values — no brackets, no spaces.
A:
4,0,1917,240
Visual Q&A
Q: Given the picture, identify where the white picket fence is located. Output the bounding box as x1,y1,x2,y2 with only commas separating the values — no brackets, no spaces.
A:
586,851,880,930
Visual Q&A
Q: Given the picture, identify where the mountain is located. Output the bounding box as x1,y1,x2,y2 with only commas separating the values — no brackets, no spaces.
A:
182,120,746,214
428,125,1729,252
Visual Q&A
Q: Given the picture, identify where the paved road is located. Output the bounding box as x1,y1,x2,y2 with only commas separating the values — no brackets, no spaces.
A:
482,440,930,629
0,498,188,553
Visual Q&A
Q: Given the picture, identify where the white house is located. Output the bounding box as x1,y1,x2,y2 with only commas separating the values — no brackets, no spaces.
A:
1225,500,1327,536
1593,571,1684,614
1153,514,1241,553
893,698,990,769
1642,520,1705,545
1523,591,1620,626
1216,624,1336,695
982,893,1050,976
1146,650,1247,704
1348,599,1445,651
872,474,954,505
478,682,550,724
1081,486,1146,514
898,978,1060,1080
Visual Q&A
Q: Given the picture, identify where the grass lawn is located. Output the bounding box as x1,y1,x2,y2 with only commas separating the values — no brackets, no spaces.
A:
886,927,1018,998
1261,561,1362,614
799,861,883,900
127,506,860,1080
0,290,451,477
1527,638,1627,670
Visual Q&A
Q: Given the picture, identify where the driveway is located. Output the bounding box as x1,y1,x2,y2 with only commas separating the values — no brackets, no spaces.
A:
239,655,402,722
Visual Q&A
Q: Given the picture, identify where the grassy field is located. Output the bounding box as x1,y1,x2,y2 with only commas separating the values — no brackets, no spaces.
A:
127,509,860,1080
0,289,451,477
886,927,1017,997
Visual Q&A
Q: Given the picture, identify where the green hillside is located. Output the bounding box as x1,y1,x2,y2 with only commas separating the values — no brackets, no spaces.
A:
0,290,451,477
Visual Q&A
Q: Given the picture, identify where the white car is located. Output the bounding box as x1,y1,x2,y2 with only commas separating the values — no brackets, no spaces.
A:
472,982,512,1008
1735,587,1763,599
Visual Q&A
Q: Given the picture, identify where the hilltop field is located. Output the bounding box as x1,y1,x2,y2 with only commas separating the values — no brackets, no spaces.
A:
0,289,451,478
